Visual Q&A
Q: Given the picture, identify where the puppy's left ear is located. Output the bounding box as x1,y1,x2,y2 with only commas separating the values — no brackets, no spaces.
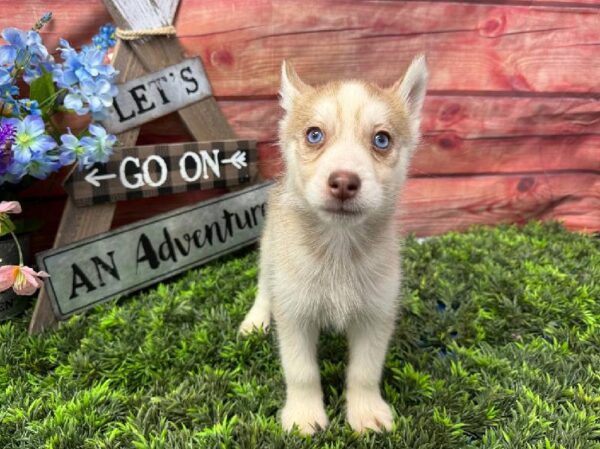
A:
391,55,428,126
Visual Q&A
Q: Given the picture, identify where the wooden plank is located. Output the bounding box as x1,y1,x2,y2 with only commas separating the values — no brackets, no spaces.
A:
174,0,600,96
136,95,600,144
334,135,598,178
412,134,600,176
498,1,600,5
421,96,600,138
107,0,177,29
6,1,600,94
110,171,600,236
28,40,145,335
7,0,600,54
431,0,600,7
398,172,600,236
256,132,600,178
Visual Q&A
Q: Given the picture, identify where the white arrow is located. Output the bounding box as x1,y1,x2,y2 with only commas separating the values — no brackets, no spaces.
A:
221,150,247,170
85,167,117,187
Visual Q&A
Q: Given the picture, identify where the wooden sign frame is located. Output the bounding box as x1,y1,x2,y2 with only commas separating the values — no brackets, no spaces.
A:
29,0,255,334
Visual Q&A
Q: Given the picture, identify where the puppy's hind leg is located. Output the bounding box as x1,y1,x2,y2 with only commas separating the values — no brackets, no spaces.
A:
239,270,271,335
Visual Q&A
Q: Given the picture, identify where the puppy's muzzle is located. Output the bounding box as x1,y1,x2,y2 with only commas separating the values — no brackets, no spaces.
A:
328,171,361,201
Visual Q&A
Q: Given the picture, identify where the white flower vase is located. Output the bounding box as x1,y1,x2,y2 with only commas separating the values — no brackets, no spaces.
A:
0,234,31,321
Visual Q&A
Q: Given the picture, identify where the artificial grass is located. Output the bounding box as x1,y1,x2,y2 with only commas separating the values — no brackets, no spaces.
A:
1,222,599,449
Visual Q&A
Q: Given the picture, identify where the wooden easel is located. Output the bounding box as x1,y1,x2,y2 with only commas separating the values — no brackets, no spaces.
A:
29,0,238,334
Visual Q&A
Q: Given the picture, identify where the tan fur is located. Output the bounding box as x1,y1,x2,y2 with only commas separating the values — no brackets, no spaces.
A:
240,56,428,434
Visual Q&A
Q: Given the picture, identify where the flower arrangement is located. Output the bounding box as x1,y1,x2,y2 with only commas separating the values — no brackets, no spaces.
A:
0,16,119,299
0,13,119,186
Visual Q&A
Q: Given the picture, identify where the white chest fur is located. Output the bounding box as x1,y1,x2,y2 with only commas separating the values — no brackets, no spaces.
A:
267,217,401,331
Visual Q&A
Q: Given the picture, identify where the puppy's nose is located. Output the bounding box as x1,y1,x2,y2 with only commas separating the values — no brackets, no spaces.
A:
328,171,361,201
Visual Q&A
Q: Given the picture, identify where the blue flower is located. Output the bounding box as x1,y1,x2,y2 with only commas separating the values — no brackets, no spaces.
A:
2,162,26,183
60,124,117,169
63,92,86,115
17,98,41,116
0,66,18,105
53,39,116,87
25,150,60,179
53,39,118,119
64,77,117,119
0,67,11,85
0,28,55,83
0,116,59,182
11,115,56,164
79,123,116,166
0,96,19,118
58,130,85,167
83,78,117,119
85,23,116,52
3,149,60,181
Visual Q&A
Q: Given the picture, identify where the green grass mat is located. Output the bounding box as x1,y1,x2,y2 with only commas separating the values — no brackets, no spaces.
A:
1,222,599,448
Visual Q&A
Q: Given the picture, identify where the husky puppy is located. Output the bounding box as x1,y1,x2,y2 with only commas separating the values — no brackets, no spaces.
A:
240,56,428,434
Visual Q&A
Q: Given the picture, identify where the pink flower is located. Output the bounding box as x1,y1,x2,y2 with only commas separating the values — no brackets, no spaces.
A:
0,265,49,296
0,201,22,214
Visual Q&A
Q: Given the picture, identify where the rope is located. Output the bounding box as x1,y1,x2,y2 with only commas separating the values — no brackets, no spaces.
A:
115,25,176,40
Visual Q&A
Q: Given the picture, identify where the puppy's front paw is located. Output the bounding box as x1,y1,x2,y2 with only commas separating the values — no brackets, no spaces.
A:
281,397,329,435
347,390,393,433
238,305,270,335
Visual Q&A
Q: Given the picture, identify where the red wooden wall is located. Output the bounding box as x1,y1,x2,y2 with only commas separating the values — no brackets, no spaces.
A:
4,0,600,255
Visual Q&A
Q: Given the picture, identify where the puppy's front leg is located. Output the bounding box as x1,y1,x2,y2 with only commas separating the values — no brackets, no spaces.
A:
277,318,328,435
346,318,395,433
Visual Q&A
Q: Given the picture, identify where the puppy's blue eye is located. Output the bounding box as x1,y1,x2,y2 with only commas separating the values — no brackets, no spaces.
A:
306,127,324,145
373,131,391,150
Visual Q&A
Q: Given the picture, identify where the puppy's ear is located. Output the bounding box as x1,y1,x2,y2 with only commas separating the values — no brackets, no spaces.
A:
390,55,428,124
280,60,309,111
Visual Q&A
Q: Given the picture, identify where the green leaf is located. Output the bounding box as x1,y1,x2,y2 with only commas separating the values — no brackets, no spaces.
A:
29,68,56,115
0,214,15,237
12,218,43,235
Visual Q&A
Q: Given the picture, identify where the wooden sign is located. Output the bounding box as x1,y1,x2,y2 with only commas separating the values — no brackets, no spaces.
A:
102,58,212,133
64,140,257,206
37,182,273,319
28,0,253,335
